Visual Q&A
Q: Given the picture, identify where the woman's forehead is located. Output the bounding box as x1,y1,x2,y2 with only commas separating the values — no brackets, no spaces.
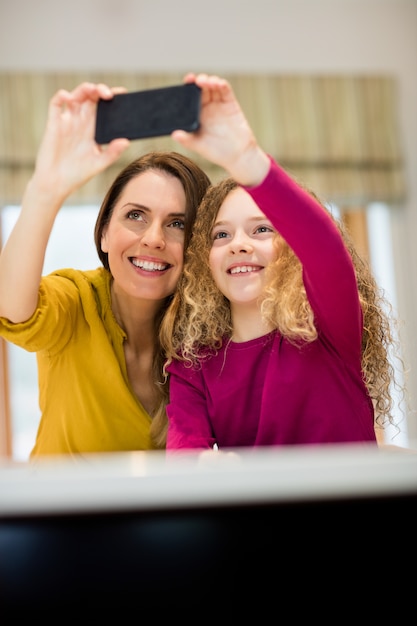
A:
116,170,186,212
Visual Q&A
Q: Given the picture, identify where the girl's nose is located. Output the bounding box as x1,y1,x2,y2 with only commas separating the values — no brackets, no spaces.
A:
230,232,253,254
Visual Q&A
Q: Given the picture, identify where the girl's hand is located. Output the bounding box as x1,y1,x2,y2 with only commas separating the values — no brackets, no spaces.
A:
171,73,270,187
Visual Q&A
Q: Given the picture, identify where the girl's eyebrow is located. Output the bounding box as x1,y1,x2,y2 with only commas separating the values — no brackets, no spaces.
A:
213,216,270,227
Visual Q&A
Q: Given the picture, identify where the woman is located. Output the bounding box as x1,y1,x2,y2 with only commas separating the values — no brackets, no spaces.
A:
0,82,210,457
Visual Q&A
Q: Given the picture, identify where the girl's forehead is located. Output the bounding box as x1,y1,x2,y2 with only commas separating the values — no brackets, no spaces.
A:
216,188,266,222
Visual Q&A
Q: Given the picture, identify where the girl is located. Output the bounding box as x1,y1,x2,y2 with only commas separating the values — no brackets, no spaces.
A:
162,73,401,450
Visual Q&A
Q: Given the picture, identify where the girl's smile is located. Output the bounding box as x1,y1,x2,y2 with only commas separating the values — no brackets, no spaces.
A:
209,187,276,306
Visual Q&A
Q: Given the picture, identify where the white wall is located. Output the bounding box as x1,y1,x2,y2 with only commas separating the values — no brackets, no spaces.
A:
1,0,416,440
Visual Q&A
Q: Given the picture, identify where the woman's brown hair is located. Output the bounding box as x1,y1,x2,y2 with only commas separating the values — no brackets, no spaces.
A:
95,151,211,448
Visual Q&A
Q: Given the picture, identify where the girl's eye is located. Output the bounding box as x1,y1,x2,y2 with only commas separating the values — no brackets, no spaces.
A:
256,225,274,234
169,219,185,230
213,231,228,240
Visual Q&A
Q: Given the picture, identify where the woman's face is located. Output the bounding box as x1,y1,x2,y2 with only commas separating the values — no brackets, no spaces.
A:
101,169,187,302
209,187,277,308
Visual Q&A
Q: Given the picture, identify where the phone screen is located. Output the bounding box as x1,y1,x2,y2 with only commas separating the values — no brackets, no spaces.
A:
95,83,201,144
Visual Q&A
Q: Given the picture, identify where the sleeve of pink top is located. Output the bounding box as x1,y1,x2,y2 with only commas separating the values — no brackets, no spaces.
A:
242,155,363,367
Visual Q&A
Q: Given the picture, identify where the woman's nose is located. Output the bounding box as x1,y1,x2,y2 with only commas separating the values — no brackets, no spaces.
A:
141,222,165,249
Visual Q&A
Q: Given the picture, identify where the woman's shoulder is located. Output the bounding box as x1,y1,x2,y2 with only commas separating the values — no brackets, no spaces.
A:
45,266,109,291
43,266,111,306
48,266,107,282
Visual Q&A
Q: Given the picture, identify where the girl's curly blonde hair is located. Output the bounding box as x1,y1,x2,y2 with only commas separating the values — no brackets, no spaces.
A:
161,177,406,432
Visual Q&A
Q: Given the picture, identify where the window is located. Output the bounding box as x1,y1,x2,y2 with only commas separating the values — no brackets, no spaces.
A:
366,202,408,446
1,202,409,460
1,205,99,460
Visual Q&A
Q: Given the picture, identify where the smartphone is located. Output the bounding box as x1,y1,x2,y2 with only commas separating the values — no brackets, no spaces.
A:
94,82,201,144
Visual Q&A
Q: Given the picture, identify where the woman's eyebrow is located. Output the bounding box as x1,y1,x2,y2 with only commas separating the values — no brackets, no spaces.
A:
120,203,185,218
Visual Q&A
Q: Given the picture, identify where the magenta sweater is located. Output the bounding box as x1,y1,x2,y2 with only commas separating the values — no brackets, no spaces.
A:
166,158,377,449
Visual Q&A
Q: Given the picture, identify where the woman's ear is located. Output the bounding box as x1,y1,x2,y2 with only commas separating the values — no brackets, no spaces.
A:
101,227,108,253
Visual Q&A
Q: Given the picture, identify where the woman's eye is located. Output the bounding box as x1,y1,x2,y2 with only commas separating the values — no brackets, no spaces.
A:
127,210,144,221
169,219,185,230
213,231,228,240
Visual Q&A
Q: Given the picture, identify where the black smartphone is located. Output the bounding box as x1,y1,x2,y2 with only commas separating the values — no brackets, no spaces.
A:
94,82,201,144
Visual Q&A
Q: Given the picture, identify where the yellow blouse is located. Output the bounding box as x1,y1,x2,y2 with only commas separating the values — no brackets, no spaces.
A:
0,267,154,457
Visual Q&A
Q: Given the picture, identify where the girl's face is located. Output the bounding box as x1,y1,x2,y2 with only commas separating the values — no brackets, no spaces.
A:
209,187,277,308
101,169,187,302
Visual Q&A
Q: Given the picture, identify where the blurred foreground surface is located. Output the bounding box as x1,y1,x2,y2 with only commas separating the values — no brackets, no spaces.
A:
1,443,416,613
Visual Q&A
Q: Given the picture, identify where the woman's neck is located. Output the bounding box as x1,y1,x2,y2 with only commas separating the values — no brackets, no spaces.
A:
110,282,162,344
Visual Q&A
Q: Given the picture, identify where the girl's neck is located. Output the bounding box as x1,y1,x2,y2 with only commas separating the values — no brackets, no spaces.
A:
230,304,273,343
